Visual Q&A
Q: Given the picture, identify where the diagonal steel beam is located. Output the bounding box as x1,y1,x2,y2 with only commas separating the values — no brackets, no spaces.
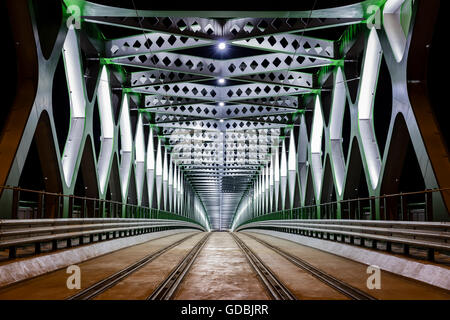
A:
133,82,312,101
106,32,213,58
131,70,209,87
234,70,314,88
112,52,334,78
232,33,335,58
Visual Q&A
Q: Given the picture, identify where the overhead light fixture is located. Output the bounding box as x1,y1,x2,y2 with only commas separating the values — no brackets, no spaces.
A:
218,42,227,50
218,78,225,84
220,119,224,123
218,102,225,106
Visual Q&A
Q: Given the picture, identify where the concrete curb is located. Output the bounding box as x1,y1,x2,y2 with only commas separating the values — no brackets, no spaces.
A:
245,229,450,291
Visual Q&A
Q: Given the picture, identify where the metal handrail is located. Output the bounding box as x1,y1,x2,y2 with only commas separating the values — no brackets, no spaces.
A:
243,221,450,240
0,185,139,208
236,219,450,261
294,187,449,209
240,187,450,226
0,185,198,225
249,219,450,227
0,218,205,259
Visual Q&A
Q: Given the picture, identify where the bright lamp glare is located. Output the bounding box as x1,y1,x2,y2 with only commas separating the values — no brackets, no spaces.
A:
218,42,226,50
220,119,224,123
218,78,225,84
219,102,225,107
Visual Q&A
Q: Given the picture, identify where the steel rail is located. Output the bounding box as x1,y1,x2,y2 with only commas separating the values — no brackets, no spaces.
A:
147,232,211,300
243,232,377,300
230,232,296,300
67,232,198,300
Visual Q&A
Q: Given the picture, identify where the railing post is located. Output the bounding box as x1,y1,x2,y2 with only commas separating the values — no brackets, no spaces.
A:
403,193,409,221
370,197,375,220
427,248,435,261
386,241,392,252
81,197,86,218
403,244,409,255
9,246,16,259
336,201,341,219
347,202,351,219
57,194,61,218
11,188,20,219
37,192,44,218
371,239,377,249
68,196,74,218
357,199,361,220
399,192,404,220
425,191,433,221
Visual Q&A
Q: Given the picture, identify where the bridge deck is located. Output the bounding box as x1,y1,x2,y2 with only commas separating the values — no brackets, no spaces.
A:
0,231,449,300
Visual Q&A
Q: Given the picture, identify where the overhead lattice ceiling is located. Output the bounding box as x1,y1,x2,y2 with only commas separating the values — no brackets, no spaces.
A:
77,0,373,229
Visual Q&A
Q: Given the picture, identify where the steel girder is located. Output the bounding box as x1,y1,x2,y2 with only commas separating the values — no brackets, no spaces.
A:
232,0,450,230
2,0,446,232
83,15,362,40
113,51,333,77
149,105,298,119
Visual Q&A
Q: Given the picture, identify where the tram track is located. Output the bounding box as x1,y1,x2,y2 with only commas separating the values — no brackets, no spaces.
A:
67,232,199,300
66,230,376,300
230,232,296,300
147,232,211,300
241,232,377,300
